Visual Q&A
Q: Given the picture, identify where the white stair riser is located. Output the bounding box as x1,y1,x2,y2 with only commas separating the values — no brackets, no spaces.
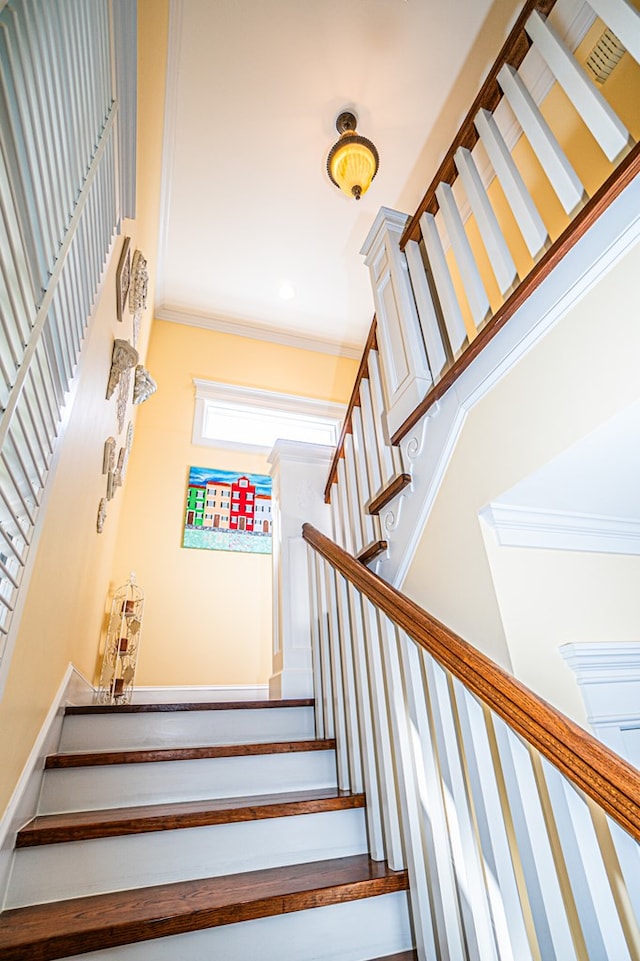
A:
38,751,338,813
61,890,412,961
59,707,315,752
8,809,367,907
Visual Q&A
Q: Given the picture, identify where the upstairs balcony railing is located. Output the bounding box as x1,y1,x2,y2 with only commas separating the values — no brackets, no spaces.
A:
324,0,640,569
0,0,137,683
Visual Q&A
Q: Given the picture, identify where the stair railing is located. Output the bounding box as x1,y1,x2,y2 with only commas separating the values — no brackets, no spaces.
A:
304,521,640,961
0,0,136,682
325,0,640,551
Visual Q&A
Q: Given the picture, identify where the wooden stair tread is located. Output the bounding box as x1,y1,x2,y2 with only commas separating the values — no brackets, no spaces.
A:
18,788,365,846
357,540,388,564
45,738,335,769
65,698,314,715
367,473,412,516
369,953,417,961
0,855,409,961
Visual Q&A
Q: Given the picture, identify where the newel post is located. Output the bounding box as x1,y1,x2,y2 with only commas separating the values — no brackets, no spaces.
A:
268,440,333,698
361,207,433,437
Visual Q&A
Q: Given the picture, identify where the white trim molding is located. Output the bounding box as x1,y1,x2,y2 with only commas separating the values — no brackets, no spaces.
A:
561,643,640,767
479,504,640,555
0,664,94,906
132,684,269,703
192,379,345,454
156,305,362,359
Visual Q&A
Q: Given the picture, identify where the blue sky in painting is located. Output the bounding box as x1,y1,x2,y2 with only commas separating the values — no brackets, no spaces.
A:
188,466,272,497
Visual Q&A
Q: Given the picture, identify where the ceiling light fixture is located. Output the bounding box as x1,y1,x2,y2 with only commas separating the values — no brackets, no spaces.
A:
326,111,379,201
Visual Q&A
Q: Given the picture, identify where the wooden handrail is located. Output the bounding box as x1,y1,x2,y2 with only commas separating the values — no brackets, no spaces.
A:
392,140,640,445
399,0,556,249
303,523,640,843
324,317,377,503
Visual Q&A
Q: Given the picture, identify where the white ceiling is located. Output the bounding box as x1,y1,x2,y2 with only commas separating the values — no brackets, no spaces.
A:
156,0,518,356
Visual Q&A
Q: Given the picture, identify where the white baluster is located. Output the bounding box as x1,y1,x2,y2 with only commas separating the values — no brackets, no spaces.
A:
334,571,364,793
378,619,439,961
358,376,384,498
361,599,404,869
497,64,586,215
367,349,397,485
338,448,364,554
435,181,492,329
454,146,519,296
453,681,535,961
526,10,630,162
400,639,467,961
420,211,468,357
475,108,549,258
306,546,325,739
346,584,385,860
313,551,334,739
541,758,634,960
405,239,449,380
351,405,377,545
587,0,640,65
493,716,579,961
336,469,355,556
425,658,500,961
329,474,344,547
321,559,350,790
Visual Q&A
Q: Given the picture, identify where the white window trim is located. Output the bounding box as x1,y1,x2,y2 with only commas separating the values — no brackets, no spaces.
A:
192,379,345,453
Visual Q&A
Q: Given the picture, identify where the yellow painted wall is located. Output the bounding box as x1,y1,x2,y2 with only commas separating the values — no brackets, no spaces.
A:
403,237,640,722
0,0,169,815
111,320,357,687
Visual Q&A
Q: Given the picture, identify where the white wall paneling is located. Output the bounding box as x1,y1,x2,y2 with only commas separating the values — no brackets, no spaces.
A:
361,209,433,437
268,441,333,698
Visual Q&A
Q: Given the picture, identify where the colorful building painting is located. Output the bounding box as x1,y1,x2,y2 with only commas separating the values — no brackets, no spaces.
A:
203,480,231,529
185,484,206,527
183,467,272,554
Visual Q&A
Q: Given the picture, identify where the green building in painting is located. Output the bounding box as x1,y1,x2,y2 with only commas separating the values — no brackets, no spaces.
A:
185,484,206,527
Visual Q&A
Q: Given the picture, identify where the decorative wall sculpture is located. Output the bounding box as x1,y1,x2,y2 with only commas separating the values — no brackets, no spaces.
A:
106,339,138,399
132,364,157,405
129,249,148,312
115,236,131,322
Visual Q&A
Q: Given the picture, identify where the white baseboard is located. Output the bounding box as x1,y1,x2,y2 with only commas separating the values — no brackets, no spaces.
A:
0,663,94,908
131,685,270,703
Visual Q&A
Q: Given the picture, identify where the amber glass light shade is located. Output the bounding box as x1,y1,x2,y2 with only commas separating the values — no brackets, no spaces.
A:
326,112,379,200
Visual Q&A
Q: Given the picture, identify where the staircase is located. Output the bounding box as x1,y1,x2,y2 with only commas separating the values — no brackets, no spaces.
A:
0,699,415,960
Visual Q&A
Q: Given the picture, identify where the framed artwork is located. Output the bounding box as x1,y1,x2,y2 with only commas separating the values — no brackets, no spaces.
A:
183,466,272,554
115,236,131,321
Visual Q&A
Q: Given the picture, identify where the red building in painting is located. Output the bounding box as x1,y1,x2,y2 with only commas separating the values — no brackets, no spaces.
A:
229,476,255,532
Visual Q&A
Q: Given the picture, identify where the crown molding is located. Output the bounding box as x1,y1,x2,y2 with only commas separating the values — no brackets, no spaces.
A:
155,305,362,359
481,503,640,555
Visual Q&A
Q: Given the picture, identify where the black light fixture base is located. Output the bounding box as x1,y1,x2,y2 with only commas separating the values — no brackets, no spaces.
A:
336,111,357,135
